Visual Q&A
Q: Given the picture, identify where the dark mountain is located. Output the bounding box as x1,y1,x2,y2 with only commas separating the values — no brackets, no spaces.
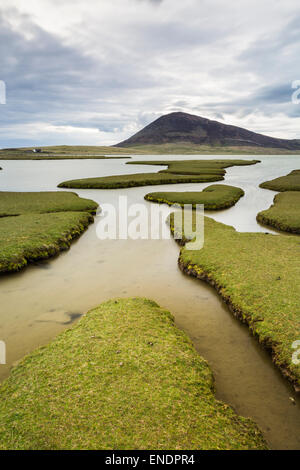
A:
115,112,300,150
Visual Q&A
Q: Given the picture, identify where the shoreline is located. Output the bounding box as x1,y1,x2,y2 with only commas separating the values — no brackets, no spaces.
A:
0,212,94,275
0,297,267,450
166,210,299,392
144,186,244,210
0,191,99,275
177,255,299,392
256,212,300,234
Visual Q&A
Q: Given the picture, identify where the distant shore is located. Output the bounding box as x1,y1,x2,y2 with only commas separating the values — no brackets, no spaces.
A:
1,144,300,159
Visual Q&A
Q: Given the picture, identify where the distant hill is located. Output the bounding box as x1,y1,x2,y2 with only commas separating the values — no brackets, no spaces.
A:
115,112,300,150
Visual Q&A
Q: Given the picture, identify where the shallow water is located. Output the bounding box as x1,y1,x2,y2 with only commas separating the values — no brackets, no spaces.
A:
0,155,299,449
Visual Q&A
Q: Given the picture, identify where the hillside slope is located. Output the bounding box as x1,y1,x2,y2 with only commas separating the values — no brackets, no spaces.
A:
116,112,300,150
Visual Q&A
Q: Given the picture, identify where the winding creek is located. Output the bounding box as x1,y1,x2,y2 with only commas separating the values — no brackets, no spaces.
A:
0,155,299,449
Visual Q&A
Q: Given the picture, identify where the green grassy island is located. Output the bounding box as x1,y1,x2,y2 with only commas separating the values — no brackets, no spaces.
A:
58,159,259,189
0,191,98,216
257,192,300,234
145,184,244,210
0,191,98,274
127,158,260,175
169,214,300,390
0,297,267,450
259,169,300,192
58,172,223,189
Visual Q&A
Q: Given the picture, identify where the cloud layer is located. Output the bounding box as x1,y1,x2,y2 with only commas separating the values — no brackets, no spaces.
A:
0,0,299,147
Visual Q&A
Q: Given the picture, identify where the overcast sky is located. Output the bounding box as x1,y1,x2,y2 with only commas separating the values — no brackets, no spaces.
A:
0,0,300,147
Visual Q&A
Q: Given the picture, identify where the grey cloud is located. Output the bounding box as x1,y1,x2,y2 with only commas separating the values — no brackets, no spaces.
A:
137,0,163,3
238,14,300,82
0,8,167,139
1,1,300,147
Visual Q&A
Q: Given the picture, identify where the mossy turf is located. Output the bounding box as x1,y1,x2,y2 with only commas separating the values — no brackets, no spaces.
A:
58,172,223,189
257,192,300,234
169,215,300,389
145,185,244,210
58,159,259,189
0,191,98,217
0,192,98,274
128,158,260,176
259,170,300,192
0,212,93,274
0,297,267,450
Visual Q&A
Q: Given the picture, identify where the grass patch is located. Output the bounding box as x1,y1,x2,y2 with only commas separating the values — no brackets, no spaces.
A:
0,191,98,217
58,159,259,189
169,215,300,390
259,170,300,192
58,172,223,189
0,192,98,274
0,212,93,274
145,185,244,210
257,192,300,234
128,158,260,176
0,297,267,450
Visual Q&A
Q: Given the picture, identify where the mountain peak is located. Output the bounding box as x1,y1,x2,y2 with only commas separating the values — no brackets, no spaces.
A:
115,111,300,150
